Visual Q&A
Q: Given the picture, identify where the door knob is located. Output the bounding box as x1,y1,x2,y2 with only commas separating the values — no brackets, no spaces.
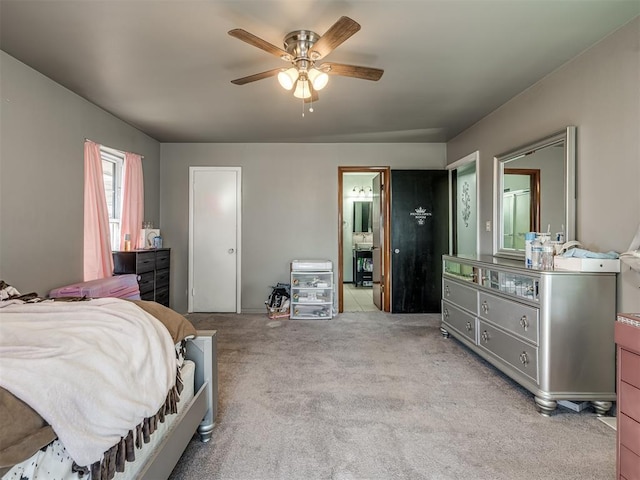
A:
394,249,400,254
228,248,235,254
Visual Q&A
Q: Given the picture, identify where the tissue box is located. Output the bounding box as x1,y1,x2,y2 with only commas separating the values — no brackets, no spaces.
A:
553,256,620,273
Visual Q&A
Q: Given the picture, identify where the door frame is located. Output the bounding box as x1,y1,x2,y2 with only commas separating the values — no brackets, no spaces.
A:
188,166,242,313
338,166,391,313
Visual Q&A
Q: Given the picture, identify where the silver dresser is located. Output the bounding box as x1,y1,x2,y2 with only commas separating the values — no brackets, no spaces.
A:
441,254,617,416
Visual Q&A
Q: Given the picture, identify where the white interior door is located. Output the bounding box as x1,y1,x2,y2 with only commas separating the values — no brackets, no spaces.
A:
189,167,241,313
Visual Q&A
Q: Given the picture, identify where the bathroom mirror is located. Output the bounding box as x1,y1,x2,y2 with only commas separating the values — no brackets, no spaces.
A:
493,126,576,258
353,201,373,232
447,151,479,256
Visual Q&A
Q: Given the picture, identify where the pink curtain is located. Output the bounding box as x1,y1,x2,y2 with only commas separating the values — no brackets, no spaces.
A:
120,153,144,250
83,141,114,281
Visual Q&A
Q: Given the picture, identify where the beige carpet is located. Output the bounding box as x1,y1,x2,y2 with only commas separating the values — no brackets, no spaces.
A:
169,311,616,480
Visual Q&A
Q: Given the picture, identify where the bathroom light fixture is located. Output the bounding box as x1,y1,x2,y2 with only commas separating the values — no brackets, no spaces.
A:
352,186,373,197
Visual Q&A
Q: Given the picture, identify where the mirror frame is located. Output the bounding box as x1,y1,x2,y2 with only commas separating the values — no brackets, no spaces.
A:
493,126,576,258
353,201,373,233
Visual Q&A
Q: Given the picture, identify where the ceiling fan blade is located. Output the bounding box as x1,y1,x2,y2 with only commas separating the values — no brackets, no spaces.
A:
320,62,384,81
310,16,361,60
228,28,291,60
231,68,282,85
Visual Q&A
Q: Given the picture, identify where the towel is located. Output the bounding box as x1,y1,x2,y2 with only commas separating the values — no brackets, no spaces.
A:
0,297,176,468
561,248,619,259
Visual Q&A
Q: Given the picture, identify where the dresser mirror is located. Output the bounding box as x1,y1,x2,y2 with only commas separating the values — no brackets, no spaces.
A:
447,151,479,256
493,126,576,258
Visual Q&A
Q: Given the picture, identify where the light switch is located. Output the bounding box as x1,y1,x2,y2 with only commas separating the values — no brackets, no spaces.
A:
485,220,491,232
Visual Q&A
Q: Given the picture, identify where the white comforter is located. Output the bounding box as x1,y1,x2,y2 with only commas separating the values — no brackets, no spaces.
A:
0,298,176,468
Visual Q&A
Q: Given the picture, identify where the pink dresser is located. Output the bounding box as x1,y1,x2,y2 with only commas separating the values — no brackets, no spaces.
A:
616,313,640,480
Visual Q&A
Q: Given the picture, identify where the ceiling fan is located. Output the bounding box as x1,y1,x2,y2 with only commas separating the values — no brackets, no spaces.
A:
228,16,384,105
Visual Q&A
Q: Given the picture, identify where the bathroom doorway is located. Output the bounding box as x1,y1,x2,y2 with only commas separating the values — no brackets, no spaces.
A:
338,167,390,313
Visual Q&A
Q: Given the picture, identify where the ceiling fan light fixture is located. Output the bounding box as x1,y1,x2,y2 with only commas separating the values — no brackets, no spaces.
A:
277,67,299,90
308,68,329,90
293,78,312,99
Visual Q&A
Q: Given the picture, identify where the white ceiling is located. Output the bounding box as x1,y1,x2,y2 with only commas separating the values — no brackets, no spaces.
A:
1,1,638,143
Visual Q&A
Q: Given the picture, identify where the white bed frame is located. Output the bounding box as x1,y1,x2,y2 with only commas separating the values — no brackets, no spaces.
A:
138,330,218,480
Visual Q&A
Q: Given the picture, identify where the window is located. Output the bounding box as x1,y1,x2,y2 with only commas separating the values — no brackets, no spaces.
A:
100,147,124,249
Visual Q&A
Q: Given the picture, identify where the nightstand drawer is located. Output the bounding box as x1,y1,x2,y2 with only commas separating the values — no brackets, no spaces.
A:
620,381,640,421
443,278,477,314
620,444,640,480
620,413,640,457
621,349,640,390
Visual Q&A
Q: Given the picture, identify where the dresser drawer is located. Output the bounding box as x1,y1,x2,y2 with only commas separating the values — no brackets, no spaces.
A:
155,268,170,288
620,444,640,480
621,349,640,390
138,271,155,294
140,290,155,302
443,278,477,314
442,300,477,343
156,250,170,270
478,292,539,344
155,285,169,307
136,251,156,274
478,320,538,384
620,381,640,421
620,413,640,457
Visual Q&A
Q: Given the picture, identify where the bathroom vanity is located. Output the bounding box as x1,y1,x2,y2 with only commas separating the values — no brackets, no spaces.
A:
441,254,617,415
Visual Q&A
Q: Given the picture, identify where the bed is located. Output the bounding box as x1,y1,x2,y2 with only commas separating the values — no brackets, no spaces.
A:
0,281,217,480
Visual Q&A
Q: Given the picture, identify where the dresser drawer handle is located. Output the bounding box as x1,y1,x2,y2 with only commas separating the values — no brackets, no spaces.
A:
481,301,489,314
445,286,450,296
465,321,472,332
519,315,529,330
443,308,449,319
519,352,529,365
481,330,489,342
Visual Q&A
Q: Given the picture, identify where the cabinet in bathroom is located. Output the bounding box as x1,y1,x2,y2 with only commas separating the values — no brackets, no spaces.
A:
441,254,616,415
353,249,373,287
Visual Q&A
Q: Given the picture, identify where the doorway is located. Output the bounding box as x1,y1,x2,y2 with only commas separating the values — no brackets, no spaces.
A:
188,166,242,313
338,167,390,313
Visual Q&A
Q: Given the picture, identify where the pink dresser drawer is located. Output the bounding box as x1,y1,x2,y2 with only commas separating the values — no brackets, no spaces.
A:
621,349,640,390
620,445,640,480
620,413,640,457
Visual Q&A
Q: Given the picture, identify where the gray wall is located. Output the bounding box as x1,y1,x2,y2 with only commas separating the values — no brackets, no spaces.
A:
447,18,640,312
0,52,161,296
160,144,446,313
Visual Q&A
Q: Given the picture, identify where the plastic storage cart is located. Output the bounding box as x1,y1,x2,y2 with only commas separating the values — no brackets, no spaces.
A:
290,260,333,319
